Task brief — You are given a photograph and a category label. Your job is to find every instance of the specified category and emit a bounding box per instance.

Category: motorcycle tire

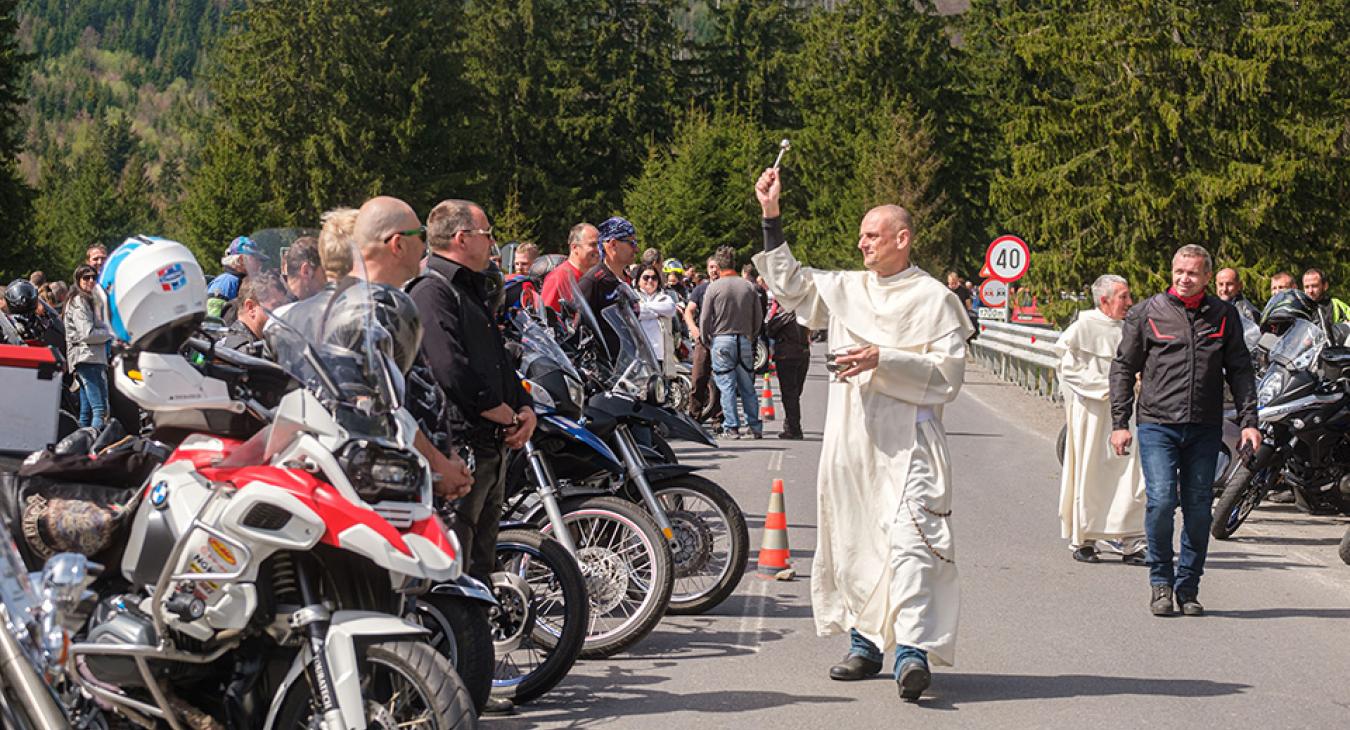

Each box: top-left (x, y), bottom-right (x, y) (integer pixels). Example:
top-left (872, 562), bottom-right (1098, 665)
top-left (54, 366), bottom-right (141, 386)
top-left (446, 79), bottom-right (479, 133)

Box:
top-left (491, 529), bottom-right (588, 704)
top-left (273, 639), bottom-right (476, 729)
top-left (1339, 527), bottom-right (1350, 566)
top-left (1211, 459), bottom-right (1262, 540)
top-left (666, 375), bottom-right (692, 413)
top-left (542, 496), bottom-right (673, 659)
top-left (654, 475), bottom-right (750, 615)
top-left (1056, 425), bottom-right (1067, 465)
top-left (754, 339), bottom-right (770, 375)
top-left (415, 595), bottom-right (495, 714)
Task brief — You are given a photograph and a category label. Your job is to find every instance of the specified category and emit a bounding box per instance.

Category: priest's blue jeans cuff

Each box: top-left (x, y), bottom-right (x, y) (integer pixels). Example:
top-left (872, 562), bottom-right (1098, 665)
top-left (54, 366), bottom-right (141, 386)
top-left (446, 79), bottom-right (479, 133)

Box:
top-left (848, 630), bottom-right (928, 677)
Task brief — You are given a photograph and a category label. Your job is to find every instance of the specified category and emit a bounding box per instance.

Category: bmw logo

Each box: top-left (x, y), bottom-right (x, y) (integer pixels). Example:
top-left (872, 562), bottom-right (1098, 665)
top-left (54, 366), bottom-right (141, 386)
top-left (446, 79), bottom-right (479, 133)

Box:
top-left (150, 481), bottom-right (170, 509)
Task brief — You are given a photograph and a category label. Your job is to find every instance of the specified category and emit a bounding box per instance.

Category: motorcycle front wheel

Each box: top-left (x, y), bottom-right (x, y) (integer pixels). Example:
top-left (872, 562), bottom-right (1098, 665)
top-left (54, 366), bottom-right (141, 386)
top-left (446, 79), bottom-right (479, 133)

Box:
top-left (414, 595), bottom-right (495, 714)
top-left (654, 475), bottom-right (749, 615)
top-left (1211, 457), bottom-right (1268, 540)
top-left (542, 496), bottom-right (673, 658)
top-left (272, 639), bottom-right (476, 729)
top-left (490, 529), bottom-right (588, 704)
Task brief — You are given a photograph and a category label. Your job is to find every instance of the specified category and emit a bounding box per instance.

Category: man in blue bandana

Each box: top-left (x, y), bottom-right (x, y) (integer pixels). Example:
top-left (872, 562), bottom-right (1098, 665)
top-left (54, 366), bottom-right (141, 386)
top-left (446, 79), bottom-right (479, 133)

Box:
top-left (576, 216), bottom-right (639, 361)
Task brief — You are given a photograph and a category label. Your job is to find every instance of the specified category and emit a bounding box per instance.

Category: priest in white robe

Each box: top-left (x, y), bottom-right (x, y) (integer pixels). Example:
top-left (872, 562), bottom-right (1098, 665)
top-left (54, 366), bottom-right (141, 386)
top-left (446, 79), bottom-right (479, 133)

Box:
top-left (1057, 275), bottom-right (1148, 564)
top-left (751, 168), bottom-right (973, 703)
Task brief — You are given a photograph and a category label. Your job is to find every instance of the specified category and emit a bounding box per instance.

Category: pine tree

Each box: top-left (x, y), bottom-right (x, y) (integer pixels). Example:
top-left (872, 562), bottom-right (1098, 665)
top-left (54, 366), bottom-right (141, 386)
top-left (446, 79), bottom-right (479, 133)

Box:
top-left (690, 0), bottom-right (803, 131)
top-left (0, 0), bottom-right (33, 280)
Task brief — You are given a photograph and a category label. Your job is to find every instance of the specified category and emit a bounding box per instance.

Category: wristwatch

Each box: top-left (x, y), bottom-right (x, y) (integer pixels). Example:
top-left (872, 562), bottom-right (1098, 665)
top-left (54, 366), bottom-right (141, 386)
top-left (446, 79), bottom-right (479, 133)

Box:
top-left (509, 412), bottom-right (521, 429)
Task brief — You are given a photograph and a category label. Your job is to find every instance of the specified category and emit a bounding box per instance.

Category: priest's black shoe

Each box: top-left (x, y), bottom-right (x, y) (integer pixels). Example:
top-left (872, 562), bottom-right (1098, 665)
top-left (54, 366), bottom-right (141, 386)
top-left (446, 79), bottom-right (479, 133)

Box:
top-left (896, 658), bottom-right (931, 702)
top-left (829, 654), bottom-right (882, 681)
top-left (1072, 546), bottom-right (1100, 563)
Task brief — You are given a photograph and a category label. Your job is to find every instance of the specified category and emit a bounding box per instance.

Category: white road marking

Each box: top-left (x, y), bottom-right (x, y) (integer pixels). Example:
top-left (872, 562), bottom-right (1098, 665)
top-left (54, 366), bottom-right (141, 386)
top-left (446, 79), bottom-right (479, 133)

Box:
top-left (734, 575), bottom-right (772, 651)
top-left (767, 451), bottom-right (783, 472)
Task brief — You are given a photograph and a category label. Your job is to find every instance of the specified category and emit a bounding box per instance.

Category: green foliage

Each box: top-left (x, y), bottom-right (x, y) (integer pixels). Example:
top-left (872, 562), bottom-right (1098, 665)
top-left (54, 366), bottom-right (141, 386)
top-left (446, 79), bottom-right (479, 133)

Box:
top-left (171, 129), bottom-right (282, 272)
top-left (968, 0), bottom-right (1350, 307)
top-left (0, 0), bottom-right (33, 281)
top-left (623, 107), bottom-right (767, 267)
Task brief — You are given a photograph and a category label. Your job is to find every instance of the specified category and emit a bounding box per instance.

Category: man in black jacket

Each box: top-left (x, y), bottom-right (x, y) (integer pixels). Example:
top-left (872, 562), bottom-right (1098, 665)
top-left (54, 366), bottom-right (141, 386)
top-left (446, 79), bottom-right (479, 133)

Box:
top-left (764, 299), bottom-right (811, 439)
top-left (409, 199), bottom-right (536, 584)
top-left (1109, 245), bottom-right (1260, 617)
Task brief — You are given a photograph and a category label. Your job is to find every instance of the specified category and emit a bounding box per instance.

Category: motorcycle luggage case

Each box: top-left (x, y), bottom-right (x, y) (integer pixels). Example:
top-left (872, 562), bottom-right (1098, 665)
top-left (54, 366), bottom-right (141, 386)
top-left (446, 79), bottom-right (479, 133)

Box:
top-left (0, 344), bottom-right (62, 454)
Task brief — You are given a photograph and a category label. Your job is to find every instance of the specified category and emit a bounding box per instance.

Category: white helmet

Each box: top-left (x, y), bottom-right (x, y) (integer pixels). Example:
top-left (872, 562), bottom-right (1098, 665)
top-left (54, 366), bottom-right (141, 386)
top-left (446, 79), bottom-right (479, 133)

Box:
top-left (96, 236), bottom-right (208, 352)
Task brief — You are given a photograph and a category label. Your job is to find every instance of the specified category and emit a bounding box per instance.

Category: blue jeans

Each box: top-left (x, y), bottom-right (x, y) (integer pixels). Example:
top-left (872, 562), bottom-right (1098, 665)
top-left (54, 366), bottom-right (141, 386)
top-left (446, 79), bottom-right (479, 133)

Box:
top-left (1135, 423), bottom-right (1222, 597)
top-left (74, 362), bottom-right (108, 429)
top-left (849, 629), bottom-right (928, 678)
top-left (710, 334), bottom-right (761, 433)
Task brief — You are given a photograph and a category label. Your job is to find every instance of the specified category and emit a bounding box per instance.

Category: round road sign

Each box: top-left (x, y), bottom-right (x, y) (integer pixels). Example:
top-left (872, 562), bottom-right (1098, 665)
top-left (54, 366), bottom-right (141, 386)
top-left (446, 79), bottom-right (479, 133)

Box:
top-left (985, 235), bottom-right (1031, 283)
top-left (979, 279), bottom-right (1008, 308)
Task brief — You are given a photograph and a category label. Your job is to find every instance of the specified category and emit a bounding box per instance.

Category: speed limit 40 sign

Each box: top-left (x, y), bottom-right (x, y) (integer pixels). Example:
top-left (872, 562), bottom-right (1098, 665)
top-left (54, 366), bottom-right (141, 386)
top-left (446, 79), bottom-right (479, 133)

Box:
top-left (985, 235), bottom-right (1031, 283)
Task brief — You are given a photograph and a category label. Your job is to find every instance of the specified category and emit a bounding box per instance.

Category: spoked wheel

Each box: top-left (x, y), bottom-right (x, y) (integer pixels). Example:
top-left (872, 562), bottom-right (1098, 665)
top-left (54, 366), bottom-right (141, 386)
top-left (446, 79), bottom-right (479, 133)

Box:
top-left (654, 475), bottom-right (749, 615)
top-left (490, 529), bottom-right (588, 704)
top-left (414, 595), bottom-right (495, 714)
top-left (665, 375), bottom-right (691, 412)
top-left (541, 496), bottom-right (673, 659)
top-left (274, 640), bottom-right (476, 729)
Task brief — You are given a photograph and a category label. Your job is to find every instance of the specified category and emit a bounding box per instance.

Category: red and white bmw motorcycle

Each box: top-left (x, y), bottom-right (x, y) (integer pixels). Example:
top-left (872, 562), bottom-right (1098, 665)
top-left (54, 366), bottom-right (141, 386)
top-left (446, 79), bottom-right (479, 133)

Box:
top-left (66, 237), bottom-right (476, 729)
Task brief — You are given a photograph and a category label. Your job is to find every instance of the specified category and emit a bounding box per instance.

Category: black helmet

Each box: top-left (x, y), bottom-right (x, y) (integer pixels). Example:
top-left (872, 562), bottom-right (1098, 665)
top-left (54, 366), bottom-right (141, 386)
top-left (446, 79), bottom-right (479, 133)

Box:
top-left (1260, 289), bottom-right (1315, 333)
top-left (529, 253), bottom-right (566, 280)
top-left (5, 279), bottom-right (39, 316)
top-left (483, 261), bottom-right (506, 317)
top-left (369, 284), bottom-right (424, 375)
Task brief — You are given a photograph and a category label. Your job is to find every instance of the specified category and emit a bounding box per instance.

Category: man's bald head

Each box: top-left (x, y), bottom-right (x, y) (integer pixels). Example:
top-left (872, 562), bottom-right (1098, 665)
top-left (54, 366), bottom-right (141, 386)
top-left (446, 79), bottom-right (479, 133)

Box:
top-left (865, 205), bottom-right (914, 238)
top-left (1215, 267), bottom-right (1242, 301)
top-left (354, 196), bottom-right (420, 253)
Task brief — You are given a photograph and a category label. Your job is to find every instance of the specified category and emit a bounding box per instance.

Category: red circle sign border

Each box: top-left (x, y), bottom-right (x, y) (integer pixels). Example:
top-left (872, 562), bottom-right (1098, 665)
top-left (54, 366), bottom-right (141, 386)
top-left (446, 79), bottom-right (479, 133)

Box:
top-left (984, 235), bottom-right (1031, 283)
top-left (978, 278), bottom-right (1008, 307)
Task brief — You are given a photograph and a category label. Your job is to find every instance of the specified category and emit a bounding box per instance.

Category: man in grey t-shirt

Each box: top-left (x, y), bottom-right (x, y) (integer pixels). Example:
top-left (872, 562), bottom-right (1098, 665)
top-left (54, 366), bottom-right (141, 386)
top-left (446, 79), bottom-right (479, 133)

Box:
top-left (700, 245), bottom-right (764, 438)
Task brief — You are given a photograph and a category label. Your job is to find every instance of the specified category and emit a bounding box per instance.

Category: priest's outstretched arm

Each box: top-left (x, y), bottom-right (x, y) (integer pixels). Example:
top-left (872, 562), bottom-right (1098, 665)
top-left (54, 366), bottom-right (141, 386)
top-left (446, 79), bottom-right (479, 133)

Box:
top-left (752, 170), bottom-right (831, 328)
top-left (863, 332), bottom-right (967, 406)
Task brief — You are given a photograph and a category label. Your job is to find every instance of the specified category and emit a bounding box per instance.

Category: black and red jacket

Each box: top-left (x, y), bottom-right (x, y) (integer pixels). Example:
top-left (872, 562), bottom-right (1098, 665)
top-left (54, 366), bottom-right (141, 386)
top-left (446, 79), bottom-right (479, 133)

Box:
top-left (1109, 292), bottom-right (1257, 430)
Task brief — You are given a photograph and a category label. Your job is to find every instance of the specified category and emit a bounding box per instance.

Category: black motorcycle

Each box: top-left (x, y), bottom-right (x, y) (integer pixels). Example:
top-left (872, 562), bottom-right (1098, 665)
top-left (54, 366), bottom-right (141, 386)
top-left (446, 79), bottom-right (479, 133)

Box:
top-left (1211, 318), bottom-right (1350, 539)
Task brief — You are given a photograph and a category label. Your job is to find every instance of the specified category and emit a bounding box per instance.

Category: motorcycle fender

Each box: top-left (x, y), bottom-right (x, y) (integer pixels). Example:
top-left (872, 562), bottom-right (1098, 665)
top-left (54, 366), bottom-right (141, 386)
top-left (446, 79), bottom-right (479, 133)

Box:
top-left (429, 575), bottom-right (498, 607)
top-left (336, 524), bottom-right (460, 584)
top-left (264, 611), bottom-right (428, 730)
top-left (642, 464), bottom-right (700, 483)
top-left (542, 414), bottom-right (623, 473)
top-left (639, 404), bottom-right (715, 446)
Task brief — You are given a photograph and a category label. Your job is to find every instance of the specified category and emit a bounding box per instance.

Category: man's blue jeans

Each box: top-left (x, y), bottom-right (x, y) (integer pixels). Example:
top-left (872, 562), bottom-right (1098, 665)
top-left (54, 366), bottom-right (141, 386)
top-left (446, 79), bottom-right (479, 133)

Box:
top-left (74, 362), bottom-right (108, 429)
top-left (1135, 422), bottom-right (1222, 597)
top-left (849, 629), bottom-right (927, 677)
top-left (710, 334), bottom-right (761, 434)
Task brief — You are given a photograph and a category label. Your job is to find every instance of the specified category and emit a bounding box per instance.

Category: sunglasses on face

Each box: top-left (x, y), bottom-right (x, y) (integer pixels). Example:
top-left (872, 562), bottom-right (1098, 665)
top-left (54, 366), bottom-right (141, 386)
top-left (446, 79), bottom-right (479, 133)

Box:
top-left (79, 274), bottom-right (96, 282)
top-left (640, 275), bottom-right (658, 282)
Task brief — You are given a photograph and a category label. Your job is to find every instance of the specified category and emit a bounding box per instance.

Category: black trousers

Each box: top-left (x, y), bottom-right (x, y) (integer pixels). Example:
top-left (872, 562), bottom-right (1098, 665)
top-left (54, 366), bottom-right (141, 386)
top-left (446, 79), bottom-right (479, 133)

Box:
top-left (689, 342), bottom-right (722, 422)
top-left (775, 357), bottom-right (809, 435)
top-left (450, 442), bottom-right (508, 581)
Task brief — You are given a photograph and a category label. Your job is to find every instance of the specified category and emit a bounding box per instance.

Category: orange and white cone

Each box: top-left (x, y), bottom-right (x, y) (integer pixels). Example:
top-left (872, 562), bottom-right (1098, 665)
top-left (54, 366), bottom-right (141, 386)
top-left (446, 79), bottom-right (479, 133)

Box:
top-left (757, 478), bottom-right (793, 579)
top-left (759, 374), bottom-right (776, 421)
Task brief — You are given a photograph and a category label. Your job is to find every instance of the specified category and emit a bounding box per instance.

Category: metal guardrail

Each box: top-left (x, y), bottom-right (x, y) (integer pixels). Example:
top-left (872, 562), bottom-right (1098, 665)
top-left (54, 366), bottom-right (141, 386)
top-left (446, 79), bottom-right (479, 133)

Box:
top-left (969, 320), bottom-right (1063, 400)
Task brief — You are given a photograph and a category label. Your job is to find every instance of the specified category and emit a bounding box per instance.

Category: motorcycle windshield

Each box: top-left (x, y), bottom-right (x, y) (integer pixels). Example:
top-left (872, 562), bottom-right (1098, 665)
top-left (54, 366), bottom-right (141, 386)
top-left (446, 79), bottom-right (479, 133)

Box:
top-left (1267, 319), bottom-right (1324, 371)
top-left (600, 285), bottom-right (661, 399)
top-left (556, 273), bottom-right (612, 364)
top-left (511, 310), bottom-right (581, 383)
top-left (265, 276), bottom-right (401, 437)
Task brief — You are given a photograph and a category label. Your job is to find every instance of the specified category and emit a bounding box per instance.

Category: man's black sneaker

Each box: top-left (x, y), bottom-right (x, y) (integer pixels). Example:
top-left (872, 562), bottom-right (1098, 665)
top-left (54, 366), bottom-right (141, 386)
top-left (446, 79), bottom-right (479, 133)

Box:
top-left (829, 654), bottom-right (882, 681)
top-left (1177, 593), bottom-right (1204, 616)
top-left (896, 658), bottom-right (931, 702)
top-left (750, 430), bottom-right (763, 440)
top-left (1122, 551), bottom-right (1147, 566)
top-left (1150, 585), bottom-right (1175, 616)
top-left (1072, 546), bottom-right (1100, 563)
top-left (778, 430), bottom-right (804, 440)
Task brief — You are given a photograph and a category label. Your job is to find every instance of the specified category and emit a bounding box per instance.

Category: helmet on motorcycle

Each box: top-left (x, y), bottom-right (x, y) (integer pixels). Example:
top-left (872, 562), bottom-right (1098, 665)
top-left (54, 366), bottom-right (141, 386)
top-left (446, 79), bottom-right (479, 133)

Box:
top-left (4, 279), bottom-right (39, 316)
top-left (369, 284), bottom-right (424, 375)
top-left (96, 236), bottom-right (208, 352)
top-left (1260, 289), bottom-right (1315, 334)
top-left (483, 261), bottom-right (506, 317)
top-left (529, 253), bottom-right (566, 281)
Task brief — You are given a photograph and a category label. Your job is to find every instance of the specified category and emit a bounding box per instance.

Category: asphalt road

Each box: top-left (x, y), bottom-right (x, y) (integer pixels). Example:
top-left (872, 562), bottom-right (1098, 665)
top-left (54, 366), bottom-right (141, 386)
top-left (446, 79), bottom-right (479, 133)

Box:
top-left (489, 349), bottom-right (1350, 729)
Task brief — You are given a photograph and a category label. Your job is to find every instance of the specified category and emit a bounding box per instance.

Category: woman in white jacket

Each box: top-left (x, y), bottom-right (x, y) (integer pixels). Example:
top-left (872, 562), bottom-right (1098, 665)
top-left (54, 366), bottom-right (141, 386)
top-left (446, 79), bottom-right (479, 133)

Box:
top-left (63, 264), bottom-right (112, 428)
top-left (635, 264), bottom-right (678, 378)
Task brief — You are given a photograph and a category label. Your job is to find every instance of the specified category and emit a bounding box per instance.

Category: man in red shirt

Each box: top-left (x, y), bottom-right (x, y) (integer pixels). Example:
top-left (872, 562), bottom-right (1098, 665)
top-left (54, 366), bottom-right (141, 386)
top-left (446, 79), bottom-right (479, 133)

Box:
top-left (541, 222), bottom-right (600, 310)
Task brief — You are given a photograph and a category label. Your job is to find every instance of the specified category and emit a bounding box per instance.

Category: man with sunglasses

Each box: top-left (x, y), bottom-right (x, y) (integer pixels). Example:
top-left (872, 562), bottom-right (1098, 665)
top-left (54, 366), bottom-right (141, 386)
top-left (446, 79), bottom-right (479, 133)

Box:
top-left (411, 198), bottom-right (536, 596)
top-left (576, 216), bottom-right (640, 361)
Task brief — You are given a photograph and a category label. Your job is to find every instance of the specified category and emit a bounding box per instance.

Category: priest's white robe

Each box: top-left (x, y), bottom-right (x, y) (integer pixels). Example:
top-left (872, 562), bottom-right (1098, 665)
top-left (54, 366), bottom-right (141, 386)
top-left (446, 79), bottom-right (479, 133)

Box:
top-left (1056, 309), bottom-right (1146, 548)
top-left (752, 245), bottom-right (973, 667)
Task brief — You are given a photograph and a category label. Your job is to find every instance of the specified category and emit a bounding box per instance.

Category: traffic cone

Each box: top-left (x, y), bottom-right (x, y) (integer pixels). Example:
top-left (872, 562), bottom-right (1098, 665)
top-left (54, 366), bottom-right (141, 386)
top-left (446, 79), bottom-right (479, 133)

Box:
top-left (757, 479), bottom-right (793, 578)
top-left (760, 373), bottom-right (776, 421)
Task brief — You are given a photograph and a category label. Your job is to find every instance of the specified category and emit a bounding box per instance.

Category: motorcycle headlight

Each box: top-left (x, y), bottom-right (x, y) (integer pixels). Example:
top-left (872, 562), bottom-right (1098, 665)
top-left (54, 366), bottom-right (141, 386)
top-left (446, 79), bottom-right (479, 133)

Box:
top-left (524, 379), bottom-right (556, 410)
top-left (1257, 369), bottom-right (1287, 410)
top-left (566, 375), bottom-right (584, 413)
top-left (337, 439), bottom-right (423, 503)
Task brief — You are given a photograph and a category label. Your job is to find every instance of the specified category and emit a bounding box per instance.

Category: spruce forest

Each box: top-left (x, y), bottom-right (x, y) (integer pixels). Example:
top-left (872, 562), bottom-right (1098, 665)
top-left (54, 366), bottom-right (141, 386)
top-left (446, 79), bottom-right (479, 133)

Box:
top-left (0, 0), bottom-right (1346, 322)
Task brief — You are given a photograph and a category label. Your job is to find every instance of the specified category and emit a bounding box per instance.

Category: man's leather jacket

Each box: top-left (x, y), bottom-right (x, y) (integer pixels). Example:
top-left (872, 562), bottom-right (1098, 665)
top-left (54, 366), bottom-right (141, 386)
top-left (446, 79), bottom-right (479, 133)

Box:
top-left (1109, 292), bottom-right (1257, 430)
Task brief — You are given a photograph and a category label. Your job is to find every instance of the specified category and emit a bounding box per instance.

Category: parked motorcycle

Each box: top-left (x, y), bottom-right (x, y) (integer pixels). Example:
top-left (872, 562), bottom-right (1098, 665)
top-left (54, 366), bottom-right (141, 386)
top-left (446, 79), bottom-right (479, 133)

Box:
top-left (1212, 318), bottom-right (1350, 539)
top-left (69, 270), bottom-right (476, 728)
